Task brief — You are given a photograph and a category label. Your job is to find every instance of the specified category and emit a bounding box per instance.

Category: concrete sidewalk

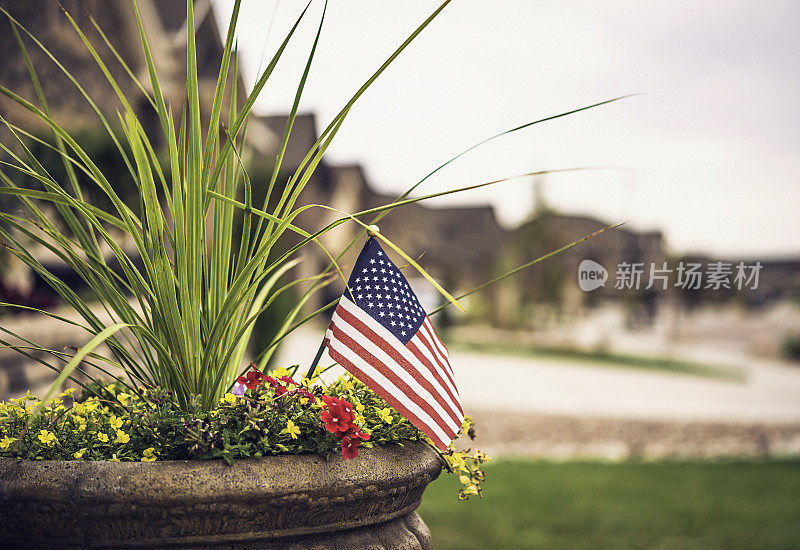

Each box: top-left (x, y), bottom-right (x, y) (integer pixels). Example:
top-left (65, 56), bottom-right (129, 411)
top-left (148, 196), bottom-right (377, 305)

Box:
top-left (278, 326), bottom-right (800, 424)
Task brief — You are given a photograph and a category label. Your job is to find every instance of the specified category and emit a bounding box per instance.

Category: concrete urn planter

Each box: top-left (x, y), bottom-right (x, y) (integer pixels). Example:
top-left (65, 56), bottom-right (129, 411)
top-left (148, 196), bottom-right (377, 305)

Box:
top-left (0, 441), bottom-right (441, 549)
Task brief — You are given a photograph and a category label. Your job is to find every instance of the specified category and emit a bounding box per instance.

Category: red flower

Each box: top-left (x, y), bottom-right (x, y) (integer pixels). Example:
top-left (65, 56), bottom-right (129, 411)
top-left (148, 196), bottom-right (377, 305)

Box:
top-left (297, 388), bottom-right (316, 403)
top-left (321, 404), bottom-right (353, 435)
top-left (320, 395), bottom-right (367, 458)
top-left (237, 368), bottom-right (265, 390)
top-left (340, 436), bottom-right (361, 459)
top-left (346, 426), bottom-right (370, 442)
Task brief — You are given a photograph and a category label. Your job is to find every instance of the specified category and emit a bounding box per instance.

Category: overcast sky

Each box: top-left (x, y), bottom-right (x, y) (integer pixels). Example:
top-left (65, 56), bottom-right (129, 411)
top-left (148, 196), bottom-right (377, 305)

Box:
top-left (210, 0), bottom-right (800, 258)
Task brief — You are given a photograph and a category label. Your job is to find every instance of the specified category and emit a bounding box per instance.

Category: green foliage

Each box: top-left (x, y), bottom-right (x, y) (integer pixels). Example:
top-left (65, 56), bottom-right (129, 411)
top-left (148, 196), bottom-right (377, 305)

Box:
top-left (0, 0), bottom-right (627, 421)
top-left (0, 0), bottom-right (462, 411)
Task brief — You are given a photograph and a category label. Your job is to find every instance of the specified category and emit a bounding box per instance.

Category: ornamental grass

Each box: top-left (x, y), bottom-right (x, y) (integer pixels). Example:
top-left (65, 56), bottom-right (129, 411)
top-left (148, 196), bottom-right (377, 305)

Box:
top-left (0, 0), bottom-right (620, 501)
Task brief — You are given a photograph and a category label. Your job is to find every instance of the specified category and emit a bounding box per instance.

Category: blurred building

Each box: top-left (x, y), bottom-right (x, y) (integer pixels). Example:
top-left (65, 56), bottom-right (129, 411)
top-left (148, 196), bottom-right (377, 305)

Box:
top-left (0, 0), bottom-right (797, 329)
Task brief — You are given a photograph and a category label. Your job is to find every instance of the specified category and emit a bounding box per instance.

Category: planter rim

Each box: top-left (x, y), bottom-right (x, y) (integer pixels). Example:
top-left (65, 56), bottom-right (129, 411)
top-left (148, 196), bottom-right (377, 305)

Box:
top-left (0, 440), bottom-right (442, 548)
top-left (0, 440), bottom-right (440, 501)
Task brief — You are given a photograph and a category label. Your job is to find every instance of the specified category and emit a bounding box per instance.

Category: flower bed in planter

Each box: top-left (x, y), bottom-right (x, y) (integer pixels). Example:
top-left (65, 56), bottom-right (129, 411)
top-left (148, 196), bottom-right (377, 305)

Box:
top-left (0, 368), bottom-right (489, 547)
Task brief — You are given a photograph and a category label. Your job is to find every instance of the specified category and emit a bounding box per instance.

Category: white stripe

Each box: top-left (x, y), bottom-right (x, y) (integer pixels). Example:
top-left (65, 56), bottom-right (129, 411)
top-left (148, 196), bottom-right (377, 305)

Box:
top-left (408, 331), bottom-right (461, 404)
top-left (337, 299), bottom-right (462, 428)
top-left (326, 328), bottom-right (451, 447)
top-left (421, 318), bottom-right (456, 379)
top-left (413, 326), bottom-right (459, 394)
top-left (332, 302), bottom-right (461, 432)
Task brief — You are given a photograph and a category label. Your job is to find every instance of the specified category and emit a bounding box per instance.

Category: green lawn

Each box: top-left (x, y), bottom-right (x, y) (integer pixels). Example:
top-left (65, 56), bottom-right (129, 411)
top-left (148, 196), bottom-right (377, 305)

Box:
top-left (448, 340), bottom-right (743, 380)
top-left (419, 460), bottom-right (800, 549)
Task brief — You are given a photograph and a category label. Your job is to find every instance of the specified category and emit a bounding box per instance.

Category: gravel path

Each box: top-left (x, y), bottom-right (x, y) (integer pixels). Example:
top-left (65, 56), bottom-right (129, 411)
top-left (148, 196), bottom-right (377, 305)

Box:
top-left (464, 409), bottom-right (800, 459)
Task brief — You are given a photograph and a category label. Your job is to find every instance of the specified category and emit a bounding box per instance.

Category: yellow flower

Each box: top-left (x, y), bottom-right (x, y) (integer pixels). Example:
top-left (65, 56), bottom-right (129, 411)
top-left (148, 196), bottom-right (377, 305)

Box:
top-left (116, 430), bottom-right (130, 444)
top-left (473, 450), bottom-right (491, 463)
top-left (109, 415), bottom-right (124, 430)
top-left (0, 436), bottom-right (15, 450)
top-left (74, 448), bottom-right (86, 460)
top-left (73, 416), bottom-right (87, 431)
top-left (281, 419), bottom-right (301, 439)
top-left (37, 430), bottom-right (57, 447)
top-left (109, 454), bottom-right (120, 462)
top-left (104, 384), bottom-right (117, 396)
top-left (59, 388), bottom-right (76, 399)
top-left (446, 453), bottom-right (469, 473)
top-left (271, 366), bottom-right (291, 378)
top-left (221, 393), bottom-right (236, 406)
top-left (141, 447), bottom-right (158, 462)
top-left (46, 397), bottom-right (62, 409)
top-left (341, 380), bottom-right (355, 393)
top-left (117, 393), bottom-right (131, 406)
top-left (355, 402), bottom-right (365, 413)
top-left (97, 432), bottom-right (109, 443)
top-left (355, 413), bottom-right (366, 425)
top-left (378, 407), bottom-right (393, 424)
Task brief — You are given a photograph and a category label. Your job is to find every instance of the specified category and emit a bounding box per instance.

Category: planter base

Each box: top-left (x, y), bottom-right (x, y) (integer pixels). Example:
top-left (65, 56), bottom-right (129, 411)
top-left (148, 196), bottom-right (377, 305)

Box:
top-left (0, 511), bottom-right (430, 550)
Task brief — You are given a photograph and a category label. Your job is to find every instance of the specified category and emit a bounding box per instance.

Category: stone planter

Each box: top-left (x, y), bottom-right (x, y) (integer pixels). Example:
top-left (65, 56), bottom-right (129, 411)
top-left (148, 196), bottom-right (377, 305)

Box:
top-left (0, 440), bottom-right (441, 549)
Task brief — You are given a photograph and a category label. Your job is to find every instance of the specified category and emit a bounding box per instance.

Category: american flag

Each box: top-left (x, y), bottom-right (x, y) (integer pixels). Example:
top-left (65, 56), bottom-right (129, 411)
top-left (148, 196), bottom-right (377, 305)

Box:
top-left (324, 237), bottom-right (464, 450)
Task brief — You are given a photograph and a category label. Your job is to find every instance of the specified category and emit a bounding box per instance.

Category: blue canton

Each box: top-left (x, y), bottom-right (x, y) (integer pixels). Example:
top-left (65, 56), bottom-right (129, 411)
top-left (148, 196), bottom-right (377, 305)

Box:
top-left (344, 237), bottom-right (425, 344)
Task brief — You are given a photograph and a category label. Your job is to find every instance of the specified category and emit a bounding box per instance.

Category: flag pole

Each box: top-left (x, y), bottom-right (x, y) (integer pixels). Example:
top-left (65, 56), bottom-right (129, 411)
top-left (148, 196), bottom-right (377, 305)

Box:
top-left (305, 226), bottom-right (381, 381)
top-left (304, 339), bottom-right (326, 380)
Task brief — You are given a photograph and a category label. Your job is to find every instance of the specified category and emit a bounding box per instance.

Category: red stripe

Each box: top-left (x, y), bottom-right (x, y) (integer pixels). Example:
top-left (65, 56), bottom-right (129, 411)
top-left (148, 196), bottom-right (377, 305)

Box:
top-left (413, 326), bottom-right (460, 400)
top-left (421, 318), bottom-right (457, 380)
top-left (326, 339), bottom-right (450, 450)
top-left (328, 320), bottom-right (458, 439)
top-left (406, 337), bottom-right (463, 417)
top-left (334, 307), bottom-right (463, 428)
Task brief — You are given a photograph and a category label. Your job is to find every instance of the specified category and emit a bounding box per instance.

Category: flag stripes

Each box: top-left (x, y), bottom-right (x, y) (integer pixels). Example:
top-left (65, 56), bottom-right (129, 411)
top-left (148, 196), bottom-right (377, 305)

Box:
top-left (326, 296), bottom-right (463, 449)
